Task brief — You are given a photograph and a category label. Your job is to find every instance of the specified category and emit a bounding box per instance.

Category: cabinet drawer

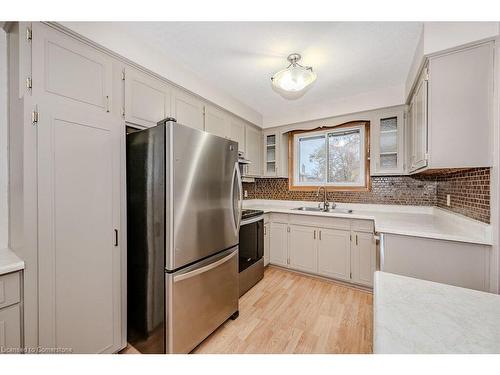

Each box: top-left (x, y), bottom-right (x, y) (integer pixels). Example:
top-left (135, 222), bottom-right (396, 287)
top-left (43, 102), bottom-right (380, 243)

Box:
top-left (270, 213), bottom-right (288, 223)
top-left (351, 219), bottom-right (374, 233)
top-left (0, 273), bottom-right (21, 310)
top-left (289, 214), bottom-right (350, 230)
top-left (0, 304), bottom-right (21, 351)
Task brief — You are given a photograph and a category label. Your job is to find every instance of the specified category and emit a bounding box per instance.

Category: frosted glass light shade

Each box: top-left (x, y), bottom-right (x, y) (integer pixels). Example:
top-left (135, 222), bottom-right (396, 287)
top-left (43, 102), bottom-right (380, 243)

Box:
top-left (271, 53), bottom-right (316, 100)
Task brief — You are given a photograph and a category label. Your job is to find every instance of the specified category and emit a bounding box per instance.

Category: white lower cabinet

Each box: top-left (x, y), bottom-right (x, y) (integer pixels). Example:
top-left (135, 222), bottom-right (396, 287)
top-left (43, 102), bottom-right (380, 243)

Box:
top-left (289, 225), bottom-right (317, 274)
top-left (317, 228), bottom-right (351, 281)
top-left (351, 231), bottom-right (377, 287)
top-left (269, 222), bottom-right (288, 267)
top-left (268, 215), bottom-right (376, 287)
top-left (263, 222), bottom-right (270, 266)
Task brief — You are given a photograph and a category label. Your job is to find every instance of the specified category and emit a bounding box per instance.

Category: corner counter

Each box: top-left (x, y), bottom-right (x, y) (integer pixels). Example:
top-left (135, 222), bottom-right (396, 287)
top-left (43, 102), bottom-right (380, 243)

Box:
top-left (373, 271), bottom-right (500, 353)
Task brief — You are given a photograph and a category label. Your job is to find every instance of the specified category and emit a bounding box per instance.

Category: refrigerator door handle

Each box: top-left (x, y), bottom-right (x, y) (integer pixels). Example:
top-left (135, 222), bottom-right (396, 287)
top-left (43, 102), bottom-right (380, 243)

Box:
top-left (173, 249), bottom-right (238, 282)
top-left (231, 161), bottom-right (243, 234)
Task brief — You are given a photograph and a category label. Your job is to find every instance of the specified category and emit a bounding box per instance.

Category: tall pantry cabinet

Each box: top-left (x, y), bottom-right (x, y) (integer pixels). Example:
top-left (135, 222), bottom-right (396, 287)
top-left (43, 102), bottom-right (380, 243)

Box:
top-left (9, 22), bottom-right (125, 353)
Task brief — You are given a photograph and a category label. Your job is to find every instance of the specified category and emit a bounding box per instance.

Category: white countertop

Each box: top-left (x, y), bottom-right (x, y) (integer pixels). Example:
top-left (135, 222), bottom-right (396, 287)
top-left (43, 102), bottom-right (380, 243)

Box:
top-left (0, 248), bottom-right (25, 275)
top-left (373, 271), bottom-right (500, 353)
top-left (243, 199), bottom-right (492, 245)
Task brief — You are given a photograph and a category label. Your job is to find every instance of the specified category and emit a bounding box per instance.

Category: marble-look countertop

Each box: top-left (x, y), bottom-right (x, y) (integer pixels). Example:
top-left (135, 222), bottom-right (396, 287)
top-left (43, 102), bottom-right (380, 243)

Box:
top-left (373, 271), bottom-right (500, 353)
top-left (242, 199), bottom-right (492, 245)
top-left (0, 248), bottom-right (25, 275)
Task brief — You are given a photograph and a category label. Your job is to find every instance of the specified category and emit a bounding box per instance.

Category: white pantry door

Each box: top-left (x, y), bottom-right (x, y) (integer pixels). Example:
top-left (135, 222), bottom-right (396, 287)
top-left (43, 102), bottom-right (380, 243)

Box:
top-left (33, 23), bottom-right (123, 353)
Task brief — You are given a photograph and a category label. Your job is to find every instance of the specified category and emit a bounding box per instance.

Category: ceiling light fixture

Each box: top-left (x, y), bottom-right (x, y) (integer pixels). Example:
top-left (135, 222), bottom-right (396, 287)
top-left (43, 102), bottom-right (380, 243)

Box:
top-left (271, 53), bottom-right (317, 100)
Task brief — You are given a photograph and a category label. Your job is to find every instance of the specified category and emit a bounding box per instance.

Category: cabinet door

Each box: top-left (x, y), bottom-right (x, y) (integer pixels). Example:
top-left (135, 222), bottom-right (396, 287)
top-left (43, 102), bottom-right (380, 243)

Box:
top-left (351, 232), bottom-right (376, 287)
top-left (410, 71), bottom-right (428, 171)
top-left (0, 304), bottom-right (21, 351)
top-left (264, 223), bottom-right (270, 266)
top-left (229, 116), bottom-right (246, 153)
top-left (33, 23), bottom-right (123, 353)
top-left (289, 225), bottom-right (318, 274)
top-left (245, 125), bottom-right (262, 176)
top-left (205, 104), bottom-right (229, 138)
top-left (373, 113), bottom-right (405, 175)
top-left (317, 228), bottom-right (351, 281)
top-left (124, 66), bottom-right (171, 128)
top-left (263, 133), bottom-right (278, 177)
top-left (171, 89), bottom-right (204, 131)
top-left (269, 222), bottom-right (288, 267)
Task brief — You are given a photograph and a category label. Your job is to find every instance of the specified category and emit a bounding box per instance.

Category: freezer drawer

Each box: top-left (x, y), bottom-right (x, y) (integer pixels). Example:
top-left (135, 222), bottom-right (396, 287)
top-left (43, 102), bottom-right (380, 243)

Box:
top-left (166, 247), bottom-right (239, 353)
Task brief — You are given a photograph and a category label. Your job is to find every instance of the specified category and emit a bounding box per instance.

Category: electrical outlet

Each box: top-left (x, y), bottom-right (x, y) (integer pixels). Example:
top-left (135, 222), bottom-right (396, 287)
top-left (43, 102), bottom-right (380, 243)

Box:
top-left (446, 194), bottom-right (451, 206)
top-left (244, 190), bottom-right (248, 198)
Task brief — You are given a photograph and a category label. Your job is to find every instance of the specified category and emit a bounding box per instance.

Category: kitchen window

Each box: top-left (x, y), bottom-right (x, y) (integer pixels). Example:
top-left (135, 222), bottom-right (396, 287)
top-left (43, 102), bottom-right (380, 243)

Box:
top-left (289, 121), bottom-right (370, 191)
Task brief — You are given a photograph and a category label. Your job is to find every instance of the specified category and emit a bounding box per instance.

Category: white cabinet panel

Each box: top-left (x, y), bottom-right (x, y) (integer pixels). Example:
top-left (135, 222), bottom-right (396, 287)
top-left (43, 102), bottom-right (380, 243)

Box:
top-left (351, 231), bottom-right (376, 287)
top-left (382, 233), bottom-right (490, 292)
top-left (229, 116), bottom-right (246, 152)
top-left (0, 304), bottom-right (21, 351)
top-left (205, 104), bottom-right (229, 138)
top-left (289, 225), bottom-right (317, 274)
top-left (264, 223), bottom-right (270, 267)
top-left (428, 43), bottom-right (493, 168)
top-left (171, 89), bottom-right (204, 131)
top-left (125, 67), bottom-right (171, 128)
top-left (37, 26), bottom-right (112, 111)
top-left (269, 222), bottom-right (288, 267)
top-left (410, 72), bottom-right (428, 172)
top-left (36, 102), bottom-right (122, 353)
top-left (317, 228), bottom-right (351, 281)
top-left (0, 273), bottom-right (21, 310)
top-left (245, 125), bottom-right (261, 177)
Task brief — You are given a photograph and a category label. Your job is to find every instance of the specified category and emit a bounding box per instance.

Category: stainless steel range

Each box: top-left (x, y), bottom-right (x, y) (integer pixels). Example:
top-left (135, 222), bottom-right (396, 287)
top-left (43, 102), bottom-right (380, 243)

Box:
top-left (238, 209), bottom-right (265, 297)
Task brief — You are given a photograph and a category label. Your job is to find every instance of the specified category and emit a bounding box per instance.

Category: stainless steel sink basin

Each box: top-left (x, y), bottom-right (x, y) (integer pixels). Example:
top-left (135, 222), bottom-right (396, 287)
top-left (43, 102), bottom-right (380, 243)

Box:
top-left (292, 206), bottom-right (353, 214)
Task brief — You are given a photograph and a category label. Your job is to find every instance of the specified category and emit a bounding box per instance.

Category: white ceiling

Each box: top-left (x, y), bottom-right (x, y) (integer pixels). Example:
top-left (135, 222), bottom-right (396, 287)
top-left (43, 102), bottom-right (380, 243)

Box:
top-left (110, 22), bottom-right (423, 127)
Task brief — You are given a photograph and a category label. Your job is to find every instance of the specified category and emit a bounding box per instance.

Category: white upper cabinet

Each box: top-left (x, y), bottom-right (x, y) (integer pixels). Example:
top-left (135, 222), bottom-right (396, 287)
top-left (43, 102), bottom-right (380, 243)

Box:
top-left (407, 42), bottom-right (494, 172)
top-left (263, 132), bottom-right (278, 177)
top-left (228, 116), bottom-right (246, 153)
top-left (245, 125), bottom-right (262, 177)
top-left (409, 70), bottom-right (428, 172)
top-left (171, 89), bottom-right (204, 131)
top-left (204, 104), bottom-right (230, 138)
top-left (124, 66), bottom-right (172, 128)
top-left (372, 110), bottom-right (406, 175)
top-left (427, 42), bottom-right (493, 168)
top-left (32, 23), bottom-right (113, 114)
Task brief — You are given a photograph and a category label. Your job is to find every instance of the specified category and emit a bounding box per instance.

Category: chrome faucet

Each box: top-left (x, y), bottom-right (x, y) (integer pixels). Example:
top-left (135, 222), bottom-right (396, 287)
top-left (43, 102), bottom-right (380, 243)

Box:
top-left (316, 186), bottom-right (330, 211)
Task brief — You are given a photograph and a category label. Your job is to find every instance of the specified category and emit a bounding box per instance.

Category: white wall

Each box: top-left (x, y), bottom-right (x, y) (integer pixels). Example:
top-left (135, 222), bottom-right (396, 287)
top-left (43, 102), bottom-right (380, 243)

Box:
top-left (0, 29), bottom-right (8, 249)
top-left (264, 84), bottom-right (404, 128)
top-left (58, 22), bottom-right (263, 127)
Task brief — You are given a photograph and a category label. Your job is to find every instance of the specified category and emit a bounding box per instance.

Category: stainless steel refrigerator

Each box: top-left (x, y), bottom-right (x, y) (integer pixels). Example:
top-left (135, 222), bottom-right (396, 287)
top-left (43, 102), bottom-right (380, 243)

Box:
top-left (126, 118), bottom-right (242, 354)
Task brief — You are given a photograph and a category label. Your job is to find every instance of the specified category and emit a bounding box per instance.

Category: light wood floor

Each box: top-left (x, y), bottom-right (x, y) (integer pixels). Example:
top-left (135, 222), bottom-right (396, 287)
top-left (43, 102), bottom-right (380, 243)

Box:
top-left (193, 266), bottom-right (373, 354)
top-left (121, 266), bottom-right (373, 354)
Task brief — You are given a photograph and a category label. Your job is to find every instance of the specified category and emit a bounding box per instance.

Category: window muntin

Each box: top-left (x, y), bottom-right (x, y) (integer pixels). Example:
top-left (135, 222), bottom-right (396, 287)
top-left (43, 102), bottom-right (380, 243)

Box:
top-left (293, 124), bottom-right (367, 188)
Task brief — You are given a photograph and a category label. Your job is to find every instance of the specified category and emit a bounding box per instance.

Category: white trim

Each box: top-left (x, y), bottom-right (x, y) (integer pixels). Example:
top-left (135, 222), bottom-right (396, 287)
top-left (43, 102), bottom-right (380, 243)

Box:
top-left (0, 29), bottom-right (8, 249)
top-left (292, 125), bottom-right (366, 188)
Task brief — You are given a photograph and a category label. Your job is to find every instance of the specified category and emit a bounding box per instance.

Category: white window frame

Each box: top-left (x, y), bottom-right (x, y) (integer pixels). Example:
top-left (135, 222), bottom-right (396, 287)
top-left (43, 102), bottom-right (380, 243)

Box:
top-left (293, 124), bottom-right (366, 188)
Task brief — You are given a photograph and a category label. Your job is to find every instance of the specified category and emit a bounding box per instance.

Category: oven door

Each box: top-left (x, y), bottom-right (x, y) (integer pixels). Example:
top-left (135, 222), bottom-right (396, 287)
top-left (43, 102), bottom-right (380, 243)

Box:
top-left (239, 216), bottom-right (264, 272)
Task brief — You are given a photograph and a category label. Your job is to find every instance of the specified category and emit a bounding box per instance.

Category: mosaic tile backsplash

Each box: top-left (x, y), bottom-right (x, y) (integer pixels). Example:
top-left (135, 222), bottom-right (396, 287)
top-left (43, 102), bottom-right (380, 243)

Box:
top-left (243, 168), bottom-right (490, 223)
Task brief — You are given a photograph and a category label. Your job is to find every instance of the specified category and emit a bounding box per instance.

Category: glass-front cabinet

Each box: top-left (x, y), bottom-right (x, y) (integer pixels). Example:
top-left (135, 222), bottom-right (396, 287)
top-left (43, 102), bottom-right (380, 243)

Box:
top-left (264, 133), bottom-right (278, 176)
top-left (372, 110), bottom-right (405, 175)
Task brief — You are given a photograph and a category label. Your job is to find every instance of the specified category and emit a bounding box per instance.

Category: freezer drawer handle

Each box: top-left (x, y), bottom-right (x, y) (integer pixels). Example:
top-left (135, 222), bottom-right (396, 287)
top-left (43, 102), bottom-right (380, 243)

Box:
top-left (174, 250), bottom-right (237, 282)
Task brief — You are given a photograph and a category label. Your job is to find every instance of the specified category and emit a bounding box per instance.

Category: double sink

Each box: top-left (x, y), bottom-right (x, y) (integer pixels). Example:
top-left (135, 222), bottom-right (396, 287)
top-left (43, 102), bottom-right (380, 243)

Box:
top-left (292, 206), bottom-right (353, 214)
